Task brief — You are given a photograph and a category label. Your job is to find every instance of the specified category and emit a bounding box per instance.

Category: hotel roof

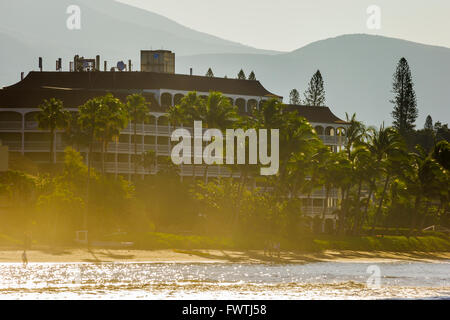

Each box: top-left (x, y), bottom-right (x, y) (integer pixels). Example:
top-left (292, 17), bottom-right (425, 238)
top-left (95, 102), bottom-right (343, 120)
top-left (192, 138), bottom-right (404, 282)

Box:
top-left (3, 71), bottom-right (281, 98)
top-left (285, 104), bottom-right (348, 125)
top-left (0, 72), bottom-right (346, 124)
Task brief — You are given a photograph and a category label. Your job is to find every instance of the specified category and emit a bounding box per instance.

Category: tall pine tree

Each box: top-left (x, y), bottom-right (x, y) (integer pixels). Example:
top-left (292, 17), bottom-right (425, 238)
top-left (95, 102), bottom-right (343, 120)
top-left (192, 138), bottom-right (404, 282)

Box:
top-left (205, 68), bottom-right (214, 77)
top-left (391, 57), bottom-right (418, 135)
top-left (303, 70), bottom-right (325, 106)
top-left (237, 69), bottom-right (246, 80)
top-left (424, 115), bottom-right (433, 131)
top-left (289, 89), bottom-right (300, 105)
top-left (248, 71), bottom-right (256, 80)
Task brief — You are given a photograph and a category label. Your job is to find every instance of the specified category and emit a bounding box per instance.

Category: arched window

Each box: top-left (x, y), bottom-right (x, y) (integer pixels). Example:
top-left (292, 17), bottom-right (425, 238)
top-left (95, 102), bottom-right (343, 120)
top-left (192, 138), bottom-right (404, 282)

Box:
top-left (0, 111), bottom-right (22, 130)
top-left (337, 127), bottom-right (346, 136)
top-left (174, 93), bottom-right (184, 105)
top-left (314, 126), bottom-right (324, 135)
top-left (325, 126), bottom-right (335, 136)
top-left (235, 98), bottom-right (246, 113)
top-left (247, 99), bottom-right (257, 112)
top-left (160, 92), bottom-right (173, 108)
top-left (25, 111), bottom-right (39, 121)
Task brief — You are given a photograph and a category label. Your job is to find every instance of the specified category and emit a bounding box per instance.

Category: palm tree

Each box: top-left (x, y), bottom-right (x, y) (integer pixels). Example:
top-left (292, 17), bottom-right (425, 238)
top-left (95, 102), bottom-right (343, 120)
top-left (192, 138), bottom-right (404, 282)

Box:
top-left (169, 91), bottom-right (238, 180)
top-left (350, 146), bottom-right (374, 234)
top-left (343, 113), bottom-right (365, 158)
top-left (64, 111), bottom-right (89, 151)
top-left (317, 149), bottom-right (339, 227)
top-left (141, 150), bottom-right (157, 174)
top-left (78, 97), bottom-right (102, 231)
top-left (168, 91), bottom-right (205, 178)
top-left (125, 94), bottom-right (150, 177)
top-left (36, 98), bottom-right (68, 163)
top-left (200, 92), bottom-right (238, 180)
top-left (365, 124), bottom-right (402, 233)
top-left (405, 146), bottom-right (446, 235)
top-left (96, 94), bottom-right (128, 174)
top-left (332, 153), bottom-right (353, 235)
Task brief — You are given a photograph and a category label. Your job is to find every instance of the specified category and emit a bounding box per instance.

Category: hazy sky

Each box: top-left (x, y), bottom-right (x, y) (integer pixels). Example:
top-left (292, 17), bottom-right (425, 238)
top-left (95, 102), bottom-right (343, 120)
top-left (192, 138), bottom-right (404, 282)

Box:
top-left (117, 0), bottom-right (450, 52)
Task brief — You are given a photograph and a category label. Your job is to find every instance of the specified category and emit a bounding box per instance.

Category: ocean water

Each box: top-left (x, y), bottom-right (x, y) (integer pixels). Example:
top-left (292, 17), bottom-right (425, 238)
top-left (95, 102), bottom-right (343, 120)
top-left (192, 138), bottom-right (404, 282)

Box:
top-left (0, 261), bottom-right (449, 299)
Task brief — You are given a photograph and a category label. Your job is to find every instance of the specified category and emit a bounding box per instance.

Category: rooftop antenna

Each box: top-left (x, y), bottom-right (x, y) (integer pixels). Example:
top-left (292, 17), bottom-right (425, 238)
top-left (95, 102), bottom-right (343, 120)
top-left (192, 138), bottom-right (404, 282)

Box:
top-left (56, 58), bottom-right (62, 71)
top-left (38, 57), bottom-right (43, 72)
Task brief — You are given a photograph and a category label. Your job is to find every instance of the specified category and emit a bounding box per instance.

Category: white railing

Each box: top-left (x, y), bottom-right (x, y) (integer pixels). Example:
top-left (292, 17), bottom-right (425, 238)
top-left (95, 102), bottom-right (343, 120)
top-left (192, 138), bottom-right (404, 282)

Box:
top-left (122, 124), bottom-right (172, 135)
top-left (23, 141), bottom-right (67, 151)
top-left (95, 143), bottom-right (170, 154)
top-left (302, 207), bottom-right (337, 215)
top-left (1, 140), bottom-right (21, 151)
top-left (318, 135), bottom-right (345, 145)
top-left (25, 121), bottom-right (39, 130)
top-left (91, 162), bottom-right (238, 177)
top-left (0, 121), bottom-right (22, 130)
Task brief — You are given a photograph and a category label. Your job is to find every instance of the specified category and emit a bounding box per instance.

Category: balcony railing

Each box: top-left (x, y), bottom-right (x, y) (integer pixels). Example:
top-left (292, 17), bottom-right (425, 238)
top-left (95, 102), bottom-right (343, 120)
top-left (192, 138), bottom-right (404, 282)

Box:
top-left (0, 121), bottom-right (22, 130)
top-left (1, 140), bottom-right (21, 151)
top-left (1, 121), bottom-right (346, 146)
top-left (301, 207), bottom-right (337, 215)
top-left (94, 142), bottom-right (170, 154)
top-left (92, 162), bottom-right (238, 177)
top-left (318, 135), bottom-right (345, 145)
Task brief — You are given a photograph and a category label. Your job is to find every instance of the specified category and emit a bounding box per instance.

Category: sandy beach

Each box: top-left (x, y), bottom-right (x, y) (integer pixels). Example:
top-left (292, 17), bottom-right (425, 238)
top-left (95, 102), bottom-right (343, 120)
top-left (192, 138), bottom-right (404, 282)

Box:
top-left (0, 247), bottom-right (449, 264)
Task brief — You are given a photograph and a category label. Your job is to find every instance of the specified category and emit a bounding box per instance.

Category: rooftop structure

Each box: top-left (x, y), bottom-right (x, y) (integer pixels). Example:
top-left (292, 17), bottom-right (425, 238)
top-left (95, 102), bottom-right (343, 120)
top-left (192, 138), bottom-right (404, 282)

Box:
top-left (141, 50), bottom-right (175, 73)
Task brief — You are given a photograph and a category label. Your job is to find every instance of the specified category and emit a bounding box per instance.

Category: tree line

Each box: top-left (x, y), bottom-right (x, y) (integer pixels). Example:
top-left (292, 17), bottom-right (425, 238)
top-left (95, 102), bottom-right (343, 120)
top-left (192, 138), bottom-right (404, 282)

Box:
top-left (0, 57), bottom-right (449, 244)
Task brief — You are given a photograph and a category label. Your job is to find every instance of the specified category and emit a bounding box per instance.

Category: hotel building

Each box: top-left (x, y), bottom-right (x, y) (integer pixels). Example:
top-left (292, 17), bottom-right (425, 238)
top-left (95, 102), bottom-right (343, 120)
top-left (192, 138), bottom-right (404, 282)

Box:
top-left (0, 51), bottom-right (348, 231)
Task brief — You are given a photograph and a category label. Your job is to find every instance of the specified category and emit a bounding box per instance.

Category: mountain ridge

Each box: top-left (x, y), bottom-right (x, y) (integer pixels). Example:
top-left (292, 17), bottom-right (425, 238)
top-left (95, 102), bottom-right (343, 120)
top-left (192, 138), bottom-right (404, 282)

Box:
top-left (0, 0), bottom-right (448, 127)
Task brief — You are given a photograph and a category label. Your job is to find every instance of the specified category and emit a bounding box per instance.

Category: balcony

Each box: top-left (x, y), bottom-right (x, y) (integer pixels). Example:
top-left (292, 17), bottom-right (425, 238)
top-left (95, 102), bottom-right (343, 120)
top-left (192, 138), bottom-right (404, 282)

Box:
top-left (301, 207), bottom-right (337, 215)
top-left (318, 135), bottom-right (345, 145)
top-left (0, 121), bottom-right (22, 131)
top-left (92, 162), bottom-right (238, 178)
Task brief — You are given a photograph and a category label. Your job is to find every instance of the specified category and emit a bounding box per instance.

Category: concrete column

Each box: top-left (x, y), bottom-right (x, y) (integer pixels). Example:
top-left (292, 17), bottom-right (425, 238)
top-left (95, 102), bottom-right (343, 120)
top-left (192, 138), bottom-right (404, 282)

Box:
top-left (155, 117), bottom-right (159, 172)
top-left (141, 120), bottom-right (145, 179)
top-left (114, 137), bottom-right (118, 179)
top-left (128, 121), bottom-right (131, 181)
top-left (21, 113), bottom-right (25, 155)
top-left (53, 131), bottom-right (57, 163)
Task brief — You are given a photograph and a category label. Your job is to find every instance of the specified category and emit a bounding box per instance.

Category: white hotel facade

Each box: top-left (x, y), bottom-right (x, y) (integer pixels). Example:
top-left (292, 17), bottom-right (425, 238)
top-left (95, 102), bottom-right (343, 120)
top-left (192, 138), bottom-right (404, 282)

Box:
top-left (0, 51), bottom-right (348, 231)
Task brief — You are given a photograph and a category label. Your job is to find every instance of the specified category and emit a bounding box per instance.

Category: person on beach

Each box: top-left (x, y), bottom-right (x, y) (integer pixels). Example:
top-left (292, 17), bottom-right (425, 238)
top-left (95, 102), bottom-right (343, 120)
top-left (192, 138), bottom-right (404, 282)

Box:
top-left (273, 242), bottom-right (280, 258)
top-left (22, 250), bottom-right (28, 267)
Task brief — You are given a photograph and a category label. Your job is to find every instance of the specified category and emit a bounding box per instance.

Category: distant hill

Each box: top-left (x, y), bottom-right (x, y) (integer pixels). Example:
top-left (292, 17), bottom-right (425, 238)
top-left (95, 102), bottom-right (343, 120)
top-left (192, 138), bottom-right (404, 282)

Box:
top-left (177, 34), bottom-right (450, 126)
top-left (0, 0), bottom-right (448, 127)
top-left (0, 0), bottom-right (277, 85)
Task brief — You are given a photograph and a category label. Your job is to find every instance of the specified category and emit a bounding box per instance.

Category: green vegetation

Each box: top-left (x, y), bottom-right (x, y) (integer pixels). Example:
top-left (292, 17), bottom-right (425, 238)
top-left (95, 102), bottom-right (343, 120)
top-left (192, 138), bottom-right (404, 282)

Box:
top-left (0, 58), bottom-right (449, 252)
top-left (289, 88), bottom-right (300, 105)
top-left (303, 70), bottom-right (325, 106)
top-left (205, 68), bottom-right (214, 77)
top-left (97, 232), bottom-right (450, 252)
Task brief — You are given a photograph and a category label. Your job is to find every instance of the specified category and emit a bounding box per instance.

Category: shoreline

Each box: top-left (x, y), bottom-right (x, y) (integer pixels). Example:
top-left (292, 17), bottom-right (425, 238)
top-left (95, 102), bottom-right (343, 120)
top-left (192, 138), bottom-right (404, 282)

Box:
top-left (0, 247), bottom-right (449, 264)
